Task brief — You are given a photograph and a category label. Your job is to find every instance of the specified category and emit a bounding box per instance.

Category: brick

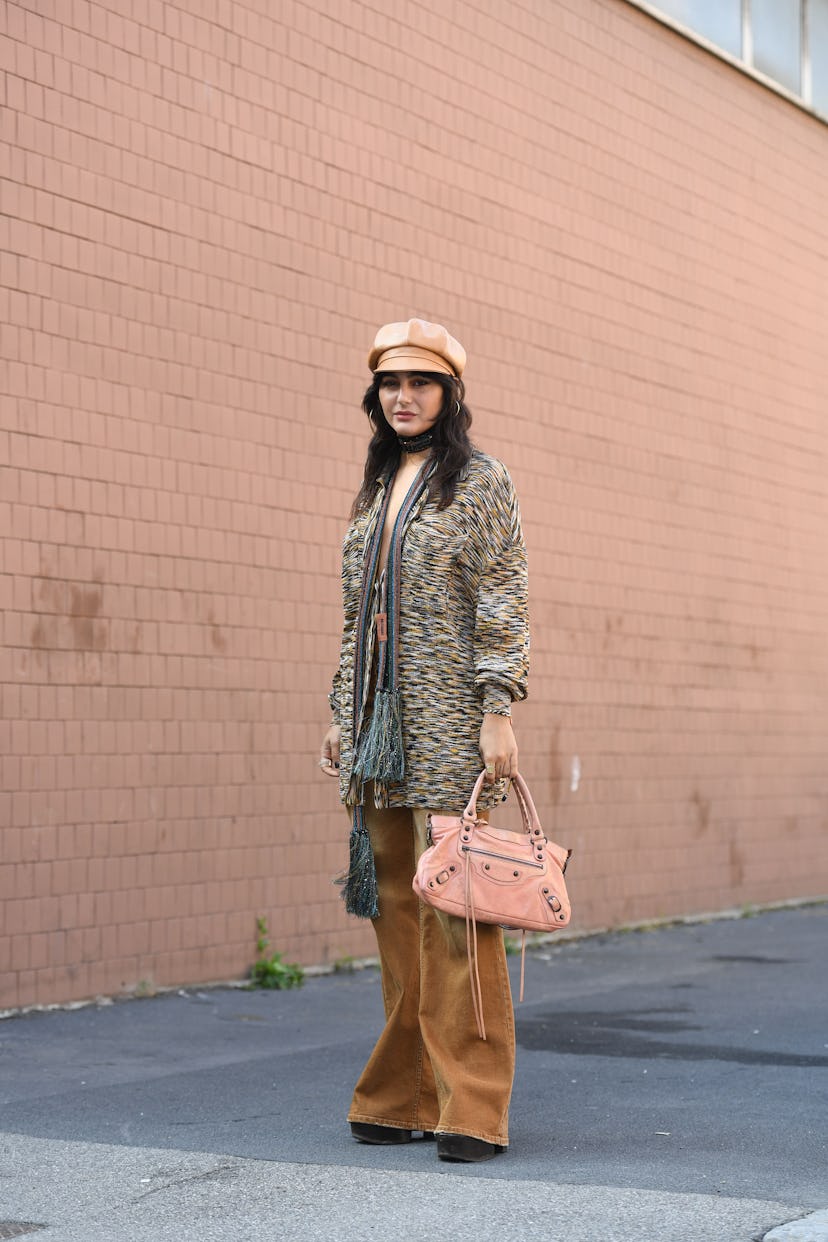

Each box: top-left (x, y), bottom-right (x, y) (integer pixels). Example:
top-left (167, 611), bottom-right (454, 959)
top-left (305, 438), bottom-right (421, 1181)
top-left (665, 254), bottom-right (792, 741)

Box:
top-left (0, 0), bottom-right (826, 1010)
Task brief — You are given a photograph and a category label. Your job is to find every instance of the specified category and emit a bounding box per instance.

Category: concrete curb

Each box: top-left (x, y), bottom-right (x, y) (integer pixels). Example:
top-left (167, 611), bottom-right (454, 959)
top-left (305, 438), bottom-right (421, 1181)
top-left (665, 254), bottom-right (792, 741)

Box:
top-left (2, 894), bottom-right (825, 1022)
top-left (763, 1209), bottom-right (828, 1241)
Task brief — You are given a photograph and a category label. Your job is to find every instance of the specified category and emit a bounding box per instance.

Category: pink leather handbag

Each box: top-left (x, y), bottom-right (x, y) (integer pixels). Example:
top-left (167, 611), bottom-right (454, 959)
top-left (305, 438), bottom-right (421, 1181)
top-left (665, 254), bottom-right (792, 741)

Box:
top-left (413, 770), bottom-right (572, 1038)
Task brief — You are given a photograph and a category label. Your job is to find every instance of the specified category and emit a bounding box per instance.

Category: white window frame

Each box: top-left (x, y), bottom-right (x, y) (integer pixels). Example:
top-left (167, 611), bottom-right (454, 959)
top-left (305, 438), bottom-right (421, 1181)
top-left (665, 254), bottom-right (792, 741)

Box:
top-left (623, 0), bottom-right (827, 124)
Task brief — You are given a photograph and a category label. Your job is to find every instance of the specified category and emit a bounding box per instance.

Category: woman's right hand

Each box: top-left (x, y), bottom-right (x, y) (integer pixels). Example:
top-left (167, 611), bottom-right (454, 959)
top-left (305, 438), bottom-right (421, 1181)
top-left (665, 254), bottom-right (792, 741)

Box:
top-left (319, 724), bottom-right (341, 777)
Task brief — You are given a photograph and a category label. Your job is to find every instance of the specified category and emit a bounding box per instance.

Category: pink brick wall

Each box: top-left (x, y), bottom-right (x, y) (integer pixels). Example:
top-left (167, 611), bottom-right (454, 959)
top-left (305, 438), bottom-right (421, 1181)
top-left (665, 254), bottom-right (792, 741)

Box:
top-left (2, 0), bottom-right (827, 1008)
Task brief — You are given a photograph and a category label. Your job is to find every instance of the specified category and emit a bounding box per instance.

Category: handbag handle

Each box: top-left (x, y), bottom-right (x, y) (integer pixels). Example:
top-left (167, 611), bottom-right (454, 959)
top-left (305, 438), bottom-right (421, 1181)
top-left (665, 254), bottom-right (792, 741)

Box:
top-left (463, 769), bottom-right (543, 837)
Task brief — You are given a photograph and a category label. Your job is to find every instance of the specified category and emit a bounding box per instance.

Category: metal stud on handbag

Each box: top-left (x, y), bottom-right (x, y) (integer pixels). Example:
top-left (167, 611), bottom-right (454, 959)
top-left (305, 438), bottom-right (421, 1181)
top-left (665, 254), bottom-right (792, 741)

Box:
top-left (412, 769), bottom-right (572, 1039)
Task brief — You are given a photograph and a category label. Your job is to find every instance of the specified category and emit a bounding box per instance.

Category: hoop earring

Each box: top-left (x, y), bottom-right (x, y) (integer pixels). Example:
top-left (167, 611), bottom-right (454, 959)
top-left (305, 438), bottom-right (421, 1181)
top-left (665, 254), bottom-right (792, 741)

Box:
top-left (454, 400), bottom-right (461, 416)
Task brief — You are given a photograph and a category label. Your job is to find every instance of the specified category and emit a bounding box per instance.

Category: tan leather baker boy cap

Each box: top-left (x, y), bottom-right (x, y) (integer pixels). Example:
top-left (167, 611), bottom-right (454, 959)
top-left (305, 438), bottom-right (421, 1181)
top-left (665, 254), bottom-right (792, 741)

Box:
top-left (368, 318), bottom-right (466, 378)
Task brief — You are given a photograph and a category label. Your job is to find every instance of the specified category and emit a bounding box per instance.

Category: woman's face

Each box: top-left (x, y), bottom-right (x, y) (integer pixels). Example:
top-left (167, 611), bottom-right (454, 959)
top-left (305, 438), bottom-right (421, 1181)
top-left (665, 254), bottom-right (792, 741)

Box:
top-left (376, 371), bottom-right (444, 439)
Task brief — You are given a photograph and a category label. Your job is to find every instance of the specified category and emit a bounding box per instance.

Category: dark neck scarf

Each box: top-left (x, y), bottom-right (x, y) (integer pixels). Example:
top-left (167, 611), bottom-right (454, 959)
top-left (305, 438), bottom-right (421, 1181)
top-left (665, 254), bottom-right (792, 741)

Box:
top-left (398, 430), bottom-right (434, 453)
top-left (339, 459), bottom-right (434, 918)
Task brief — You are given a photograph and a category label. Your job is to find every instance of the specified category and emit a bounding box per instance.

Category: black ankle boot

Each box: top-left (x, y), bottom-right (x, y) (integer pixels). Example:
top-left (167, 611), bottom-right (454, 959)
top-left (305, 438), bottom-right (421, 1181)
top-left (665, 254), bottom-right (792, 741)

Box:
top-left (350, 1122), bottom-right (413, 1144)
top-left (436, 1133), bottom-right (506, 1163)
top-left (350, 1123), bottom-right (436, 1145)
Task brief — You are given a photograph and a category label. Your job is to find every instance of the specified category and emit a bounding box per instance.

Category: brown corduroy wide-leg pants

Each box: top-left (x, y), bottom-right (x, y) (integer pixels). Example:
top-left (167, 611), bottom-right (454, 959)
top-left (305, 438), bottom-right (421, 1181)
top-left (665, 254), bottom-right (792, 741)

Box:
top-left (347, 799), bottom-right (516, 1147)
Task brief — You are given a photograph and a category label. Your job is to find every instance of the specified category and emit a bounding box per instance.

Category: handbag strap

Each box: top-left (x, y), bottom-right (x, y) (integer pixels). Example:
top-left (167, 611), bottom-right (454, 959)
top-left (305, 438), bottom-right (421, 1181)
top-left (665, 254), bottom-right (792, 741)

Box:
top-left (459, 769), bottom-right (565, 1037)
top-left (463, 769), bottom-right (543, 838)
top-left (464, 861), bottom-right (486, 1040)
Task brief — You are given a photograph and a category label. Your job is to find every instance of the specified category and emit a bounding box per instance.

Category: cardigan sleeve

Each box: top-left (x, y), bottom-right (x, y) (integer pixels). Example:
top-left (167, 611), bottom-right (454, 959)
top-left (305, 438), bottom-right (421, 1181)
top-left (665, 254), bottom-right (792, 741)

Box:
top-left (328, 673), bottom-right (341, 725)
top-left (328, 506), bottom-right (372, 730)
top-left (469, 460), bottom-right (530, 710)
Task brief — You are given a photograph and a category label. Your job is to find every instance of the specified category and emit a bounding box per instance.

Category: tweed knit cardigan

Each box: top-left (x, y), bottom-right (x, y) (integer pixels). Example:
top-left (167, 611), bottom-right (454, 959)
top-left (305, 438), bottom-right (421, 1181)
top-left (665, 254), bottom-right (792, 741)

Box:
top-left (330, 450), bottom-right (529, 813)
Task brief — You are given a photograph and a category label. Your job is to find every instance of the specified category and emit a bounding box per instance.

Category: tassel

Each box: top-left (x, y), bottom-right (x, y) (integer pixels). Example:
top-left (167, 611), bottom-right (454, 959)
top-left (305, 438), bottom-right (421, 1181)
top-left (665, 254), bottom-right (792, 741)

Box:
top-left (351, 688), bottom-right (405, 784)
top-left (336, 808), bottom-right (379, 918)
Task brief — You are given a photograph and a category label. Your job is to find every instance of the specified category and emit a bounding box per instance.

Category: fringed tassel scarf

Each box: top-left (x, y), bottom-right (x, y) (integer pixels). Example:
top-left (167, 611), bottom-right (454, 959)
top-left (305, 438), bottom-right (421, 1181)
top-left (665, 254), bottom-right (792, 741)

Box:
top-left (338, 459), bottom-right (434, 918)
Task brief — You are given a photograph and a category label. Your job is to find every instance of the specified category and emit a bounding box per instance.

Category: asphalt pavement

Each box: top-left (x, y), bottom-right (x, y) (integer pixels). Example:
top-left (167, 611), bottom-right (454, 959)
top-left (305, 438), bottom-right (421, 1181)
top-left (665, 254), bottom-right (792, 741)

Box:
top-left (1, 904), bottom-right (826, 1241)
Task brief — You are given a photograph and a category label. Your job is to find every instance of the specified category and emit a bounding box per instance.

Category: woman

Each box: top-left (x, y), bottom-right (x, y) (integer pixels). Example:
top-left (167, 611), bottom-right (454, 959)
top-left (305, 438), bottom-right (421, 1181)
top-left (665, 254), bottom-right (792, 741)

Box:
top-left (319, 319), bottom-right (529, 1162)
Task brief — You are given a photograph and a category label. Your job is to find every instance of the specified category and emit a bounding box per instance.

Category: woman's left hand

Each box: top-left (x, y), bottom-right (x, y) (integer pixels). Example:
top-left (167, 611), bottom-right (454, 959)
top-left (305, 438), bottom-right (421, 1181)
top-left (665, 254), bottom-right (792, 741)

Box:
top-left (479, 713), bottom-right (518, 783)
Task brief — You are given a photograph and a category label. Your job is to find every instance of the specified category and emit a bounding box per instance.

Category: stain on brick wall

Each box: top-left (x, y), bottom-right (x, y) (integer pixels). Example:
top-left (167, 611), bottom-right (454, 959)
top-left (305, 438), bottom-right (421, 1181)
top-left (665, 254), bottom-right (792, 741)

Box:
top-left (1, 0), bottom-right (827, 1008)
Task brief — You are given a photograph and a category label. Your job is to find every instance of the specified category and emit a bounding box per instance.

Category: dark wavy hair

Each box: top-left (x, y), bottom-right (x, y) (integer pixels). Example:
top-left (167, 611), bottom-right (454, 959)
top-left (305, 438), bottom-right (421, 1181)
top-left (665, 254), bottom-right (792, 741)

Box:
top-left (351, 372), bottom-right (474, 517)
